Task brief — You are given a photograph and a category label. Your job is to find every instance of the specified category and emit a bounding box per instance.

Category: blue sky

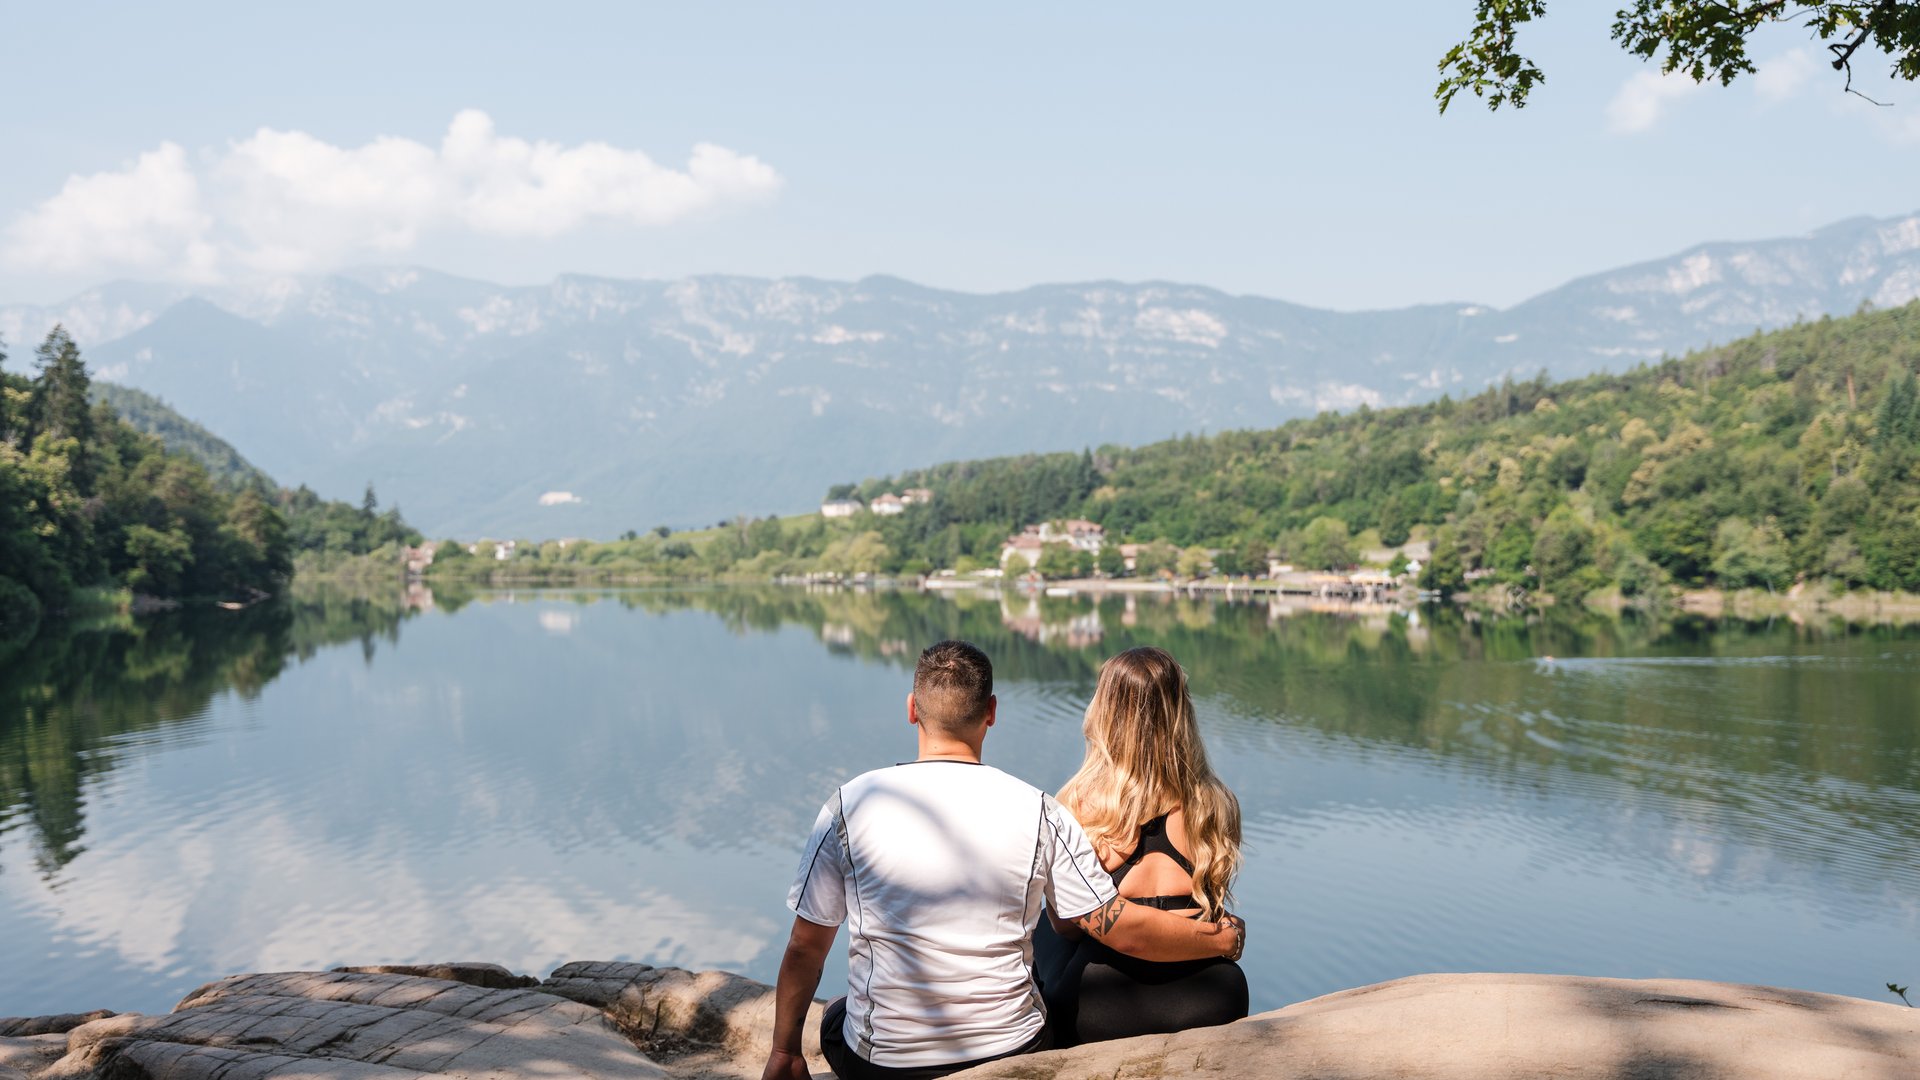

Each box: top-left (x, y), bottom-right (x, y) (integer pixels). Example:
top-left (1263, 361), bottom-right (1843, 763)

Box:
top-left (2, 1), bottom-right (1915, 310)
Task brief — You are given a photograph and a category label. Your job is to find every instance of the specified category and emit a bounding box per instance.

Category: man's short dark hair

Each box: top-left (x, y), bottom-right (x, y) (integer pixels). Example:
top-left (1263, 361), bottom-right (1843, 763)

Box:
top-left (913, 640), bottom-right (994, 735)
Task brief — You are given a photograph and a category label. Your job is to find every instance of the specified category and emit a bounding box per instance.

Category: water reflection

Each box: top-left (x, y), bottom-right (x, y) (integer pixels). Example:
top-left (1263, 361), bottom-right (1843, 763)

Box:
top-left (1, 585), bottom-right (1916, 1019)
top-left (0, 594), bottom-right (418, 876)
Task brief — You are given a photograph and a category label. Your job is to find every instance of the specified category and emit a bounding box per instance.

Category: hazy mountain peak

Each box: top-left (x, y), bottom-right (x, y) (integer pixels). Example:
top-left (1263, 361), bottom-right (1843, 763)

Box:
top-left (2, 210), bottom-right (1916, 536)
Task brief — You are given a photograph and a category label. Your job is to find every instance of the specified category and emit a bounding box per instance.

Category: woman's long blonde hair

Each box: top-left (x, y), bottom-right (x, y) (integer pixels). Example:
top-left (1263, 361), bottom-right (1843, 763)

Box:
top-left (1056, 646), bottom-right (1241, 921)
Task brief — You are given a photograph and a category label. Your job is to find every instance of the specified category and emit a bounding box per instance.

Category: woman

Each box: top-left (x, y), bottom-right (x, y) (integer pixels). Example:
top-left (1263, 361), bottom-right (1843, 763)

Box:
top-left (1034, 646), bottom-right (1249, 1046)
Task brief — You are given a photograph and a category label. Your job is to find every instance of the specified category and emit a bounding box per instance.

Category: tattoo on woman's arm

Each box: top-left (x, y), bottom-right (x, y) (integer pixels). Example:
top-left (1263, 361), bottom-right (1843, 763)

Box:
top-left (1078, 895), bottom-right (1128, 937)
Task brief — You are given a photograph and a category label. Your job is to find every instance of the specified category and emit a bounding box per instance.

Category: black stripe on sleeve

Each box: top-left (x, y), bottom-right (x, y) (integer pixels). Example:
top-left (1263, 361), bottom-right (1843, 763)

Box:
top-left (791, 788), bottom-right (842, 913)
top-left (1042, 797), bottom-right (1111, 916)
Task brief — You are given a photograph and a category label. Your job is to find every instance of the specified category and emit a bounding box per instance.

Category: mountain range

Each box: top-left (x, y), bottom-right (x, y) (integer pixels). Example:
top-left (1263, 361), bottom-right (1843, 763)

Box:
top-left (3, 211), bottom-right (1917, 537)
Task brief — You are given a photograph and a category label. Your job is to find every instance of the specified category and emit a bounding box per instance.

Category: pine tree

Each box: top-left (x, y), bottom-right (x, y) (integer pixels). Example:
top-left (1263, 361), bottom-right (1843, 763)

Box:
top-left (26, 326), bottom-right (98, 494)
top-left (1875, 370), bottom-right (1920, 446)
top-left (27, 327), bottom-right (94, 442)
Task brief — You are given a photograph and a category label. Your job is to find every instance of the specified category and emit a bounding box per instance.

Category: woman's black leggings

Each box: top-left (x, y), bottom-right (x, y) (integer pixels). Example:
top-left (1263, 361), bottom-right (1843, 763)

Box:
top-left (1032, 919), bottom-right (1250, 1047)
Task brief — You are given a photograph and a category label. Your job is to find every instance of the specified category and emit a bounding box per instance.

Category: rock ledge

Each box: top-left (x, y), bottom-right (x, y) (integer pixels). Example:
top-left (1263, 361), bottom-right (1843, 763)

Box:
top-left (0, 966), bottom-right (1911, 1079)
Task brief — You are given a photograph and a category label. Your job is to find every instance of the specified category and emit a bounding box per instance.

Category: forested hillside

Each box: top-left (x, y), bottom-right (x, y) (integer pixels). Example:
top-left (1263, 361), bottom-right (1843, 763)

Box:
top-left (90, 382), bottom-right (274, 490)
top-left (1, 328), bottom-right (421, 642)
top-left (454, 302), bottom-right (1919, 596)
top-left (835, 301), bottom-right (1920, 598)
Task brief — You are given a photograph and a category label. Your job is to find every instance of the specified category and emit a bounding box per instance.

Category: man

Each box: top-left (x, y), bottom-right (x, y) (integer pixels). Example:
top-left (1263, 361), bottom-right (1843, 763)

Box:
top-left (761, 640), bottom-right (1245, 1080)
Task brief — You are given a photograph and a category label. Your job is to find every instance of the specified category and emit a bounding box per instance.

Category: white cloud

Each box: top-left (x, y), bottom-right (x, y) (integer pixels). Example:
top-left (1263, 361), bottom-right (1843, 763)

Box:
top-left (1754, 48), bottom-right (1819, 104)
top-left (2, 110), bottom-right (783, 279)
top-left (5, 143), bottom-right (218, 279)
top-left (538, 491), bottom-right (583, 506)
top-left (1606, 70), bottom-right (1705, 134)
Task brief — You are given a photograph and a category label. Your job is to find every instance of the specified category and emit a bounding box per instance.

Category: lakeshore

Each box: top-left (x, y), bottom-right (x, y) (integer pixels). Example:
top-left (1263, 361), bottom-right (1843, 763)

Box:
top-left (1, 961), bottom-right (1912, 1079)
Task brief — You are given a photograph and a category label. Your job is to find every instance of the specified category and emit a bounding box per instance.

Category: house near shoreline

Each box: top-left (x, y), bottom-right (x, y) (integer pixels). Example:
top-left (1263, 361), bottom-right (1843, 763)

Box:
top-left (402, 543), bottom-right (438, 577)
top-left (466, 539), bottom-right (516, 561)
top-left (1000, 519), bottom-right (1106, 569)
top-left (820, 498), bottom-right (862, 518)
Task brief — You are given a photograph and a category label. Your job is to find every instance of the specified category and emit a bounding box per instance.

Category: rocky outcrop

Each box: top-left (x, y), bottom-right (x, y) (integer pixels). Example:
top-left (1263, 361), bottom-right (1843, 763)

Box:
top-left (538, 961), bottom-right (824, 1079)
top-left (956, 972), bottom-right (1920, 1080)
top-left (32, 970), bottom-right (664, 1080)
top-left (0, 966), bottom-right (1912, 1079)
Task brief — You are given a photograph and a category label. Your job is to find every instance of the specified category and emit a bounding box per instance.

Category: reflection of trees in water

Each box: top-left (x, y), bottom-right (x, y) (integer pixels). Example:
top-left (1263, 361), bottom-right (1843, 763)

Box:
top-left (5, 584), bottom-right (1915, 894)
top-left (602, 587), bottom-right (1920, 890)
top-left (0, 591), bottom-right (416, 876)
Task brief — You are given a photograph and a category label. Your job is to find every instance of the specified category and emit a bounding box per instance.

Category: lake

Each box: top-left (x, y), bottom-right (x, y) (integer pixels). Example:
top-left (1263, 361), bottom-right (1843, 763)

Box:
top-left (1, 585), bottom-right (1916, 1019)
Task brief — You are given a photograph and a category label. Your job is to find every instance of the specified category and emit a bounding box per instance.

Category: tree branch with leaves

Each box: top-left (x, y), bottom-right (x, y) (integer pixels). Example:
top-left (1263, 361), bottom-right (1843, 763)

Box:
top-left (1439, 1), bottom-right (1920, 111)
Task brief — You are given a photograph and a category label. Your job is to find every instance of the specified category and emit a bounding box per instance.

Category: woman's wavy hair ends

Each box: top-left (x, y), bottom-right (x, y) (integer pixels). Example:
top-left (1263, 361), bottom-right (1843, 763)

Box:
top-left (1057, 646), bottom-right (1241, 920)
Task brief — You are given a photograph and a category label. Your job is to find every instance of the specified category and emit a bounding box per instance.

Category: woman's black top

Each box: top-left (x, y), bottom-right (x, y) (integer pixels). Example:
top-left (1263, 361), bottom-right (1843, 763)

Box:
top-left (1033, 811), bottom-right (1249, 1047)
top-left (1109, 812), bottom-right (1201, 909)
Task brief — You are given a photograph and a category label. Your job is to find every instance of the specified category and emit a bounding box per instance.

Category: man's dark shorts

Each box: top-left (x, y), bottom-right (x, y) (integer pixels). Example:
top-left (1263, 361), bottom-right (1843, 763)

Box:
top-left (818, 997), bottom-right (1052, 1080)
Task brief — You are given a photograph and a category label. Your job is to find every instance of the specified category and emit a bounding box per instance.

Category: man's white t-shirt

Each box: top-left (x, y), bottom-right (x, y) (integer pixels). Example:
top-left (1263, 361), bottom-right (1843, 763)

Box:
top-left (787, 760), bottom-right (1117, 1068)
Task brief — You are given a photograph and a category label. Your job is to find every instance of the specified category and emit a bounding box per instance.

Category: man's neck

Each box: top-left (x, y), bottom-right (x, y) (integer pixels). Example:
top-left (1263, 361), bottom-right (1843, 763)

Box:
top-left (915, 734), bottom-right (984, 764)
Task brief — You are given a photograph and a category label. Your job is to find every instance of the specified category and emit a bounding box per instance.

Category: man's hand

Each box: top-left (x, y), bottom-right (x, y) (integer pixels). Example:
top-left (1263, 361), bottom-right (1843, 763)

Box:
top-left (1220, 912), bottom-right (1246, 962)
top-left (765, 916), bottom-right (836, 1079)
top-left (760, 1046), bottom-right (811, 1080)
top-left (1072, 895), bottom-right (1247, 963)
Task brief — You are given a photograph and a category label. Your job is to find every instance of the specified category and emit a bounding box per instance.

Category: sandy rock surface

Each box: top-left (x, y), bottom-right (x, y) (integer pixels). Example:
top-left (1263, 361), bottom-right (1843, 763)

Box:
top-left (954, 972), bottom-right (1920, 1080)
top-left (1, 966), bottom-right (1912, 1079)
top-left (29, 970), bottom-right (666, 1080)
top-left (0, 1034), bottom-right (66, 1080)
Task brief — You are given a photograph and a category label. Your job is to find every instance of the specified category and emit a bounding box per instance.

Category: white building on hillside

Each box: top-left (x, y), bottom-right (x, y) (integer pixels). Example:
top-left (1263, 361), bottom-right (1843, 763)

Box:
top-left (821, 499), bottom-right (862, 518)
top-left (998, 519), bottom-right (1106, 569)
top-left (1055, 519), bottom-right (1105, 554)
top-left (1001, 533), bottom-right (1047, 569)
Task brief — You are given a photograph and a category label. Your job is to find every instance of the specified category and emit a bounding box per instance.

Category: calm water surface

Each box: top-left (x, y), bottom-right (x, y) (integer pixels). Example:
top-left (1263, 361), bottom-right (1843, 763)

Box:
top-left (1, 586), bottom-right (1916, 1017)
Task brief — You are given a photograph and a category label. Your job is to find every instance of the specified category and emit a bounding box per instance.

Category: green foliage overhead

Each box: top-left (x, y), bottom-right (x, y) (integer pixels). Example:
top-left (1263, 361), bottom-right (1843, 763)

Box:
top-left (1440, 1), bottom-right (1920, 111)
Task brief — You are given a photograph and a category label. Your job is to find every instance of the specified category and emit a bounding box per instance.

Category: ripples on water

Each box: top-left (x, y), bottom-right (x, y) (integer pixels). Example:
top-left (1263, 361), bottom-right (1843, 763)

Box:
top-left (1, 589), bottom-right (1916, 1018)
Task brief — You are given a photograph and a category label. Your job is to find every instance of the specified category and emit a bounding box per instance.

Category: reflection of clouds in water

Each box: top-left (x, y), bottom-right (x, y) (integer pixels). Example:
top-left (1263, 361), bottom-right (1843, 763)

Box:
top-left (539, 610), bottom-right (579, 635)
top-left (2, 794), bottom-right (778, 991)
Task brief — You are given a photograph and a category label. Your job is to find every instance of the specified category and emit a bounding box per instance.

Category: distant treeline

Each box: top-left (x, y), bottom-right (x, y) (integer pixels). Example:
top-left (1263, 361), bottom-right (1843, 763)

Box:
top-left (0, 328), bottom-right (420, 639)
top-left (467, 301), bottom-right (1920, 599)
